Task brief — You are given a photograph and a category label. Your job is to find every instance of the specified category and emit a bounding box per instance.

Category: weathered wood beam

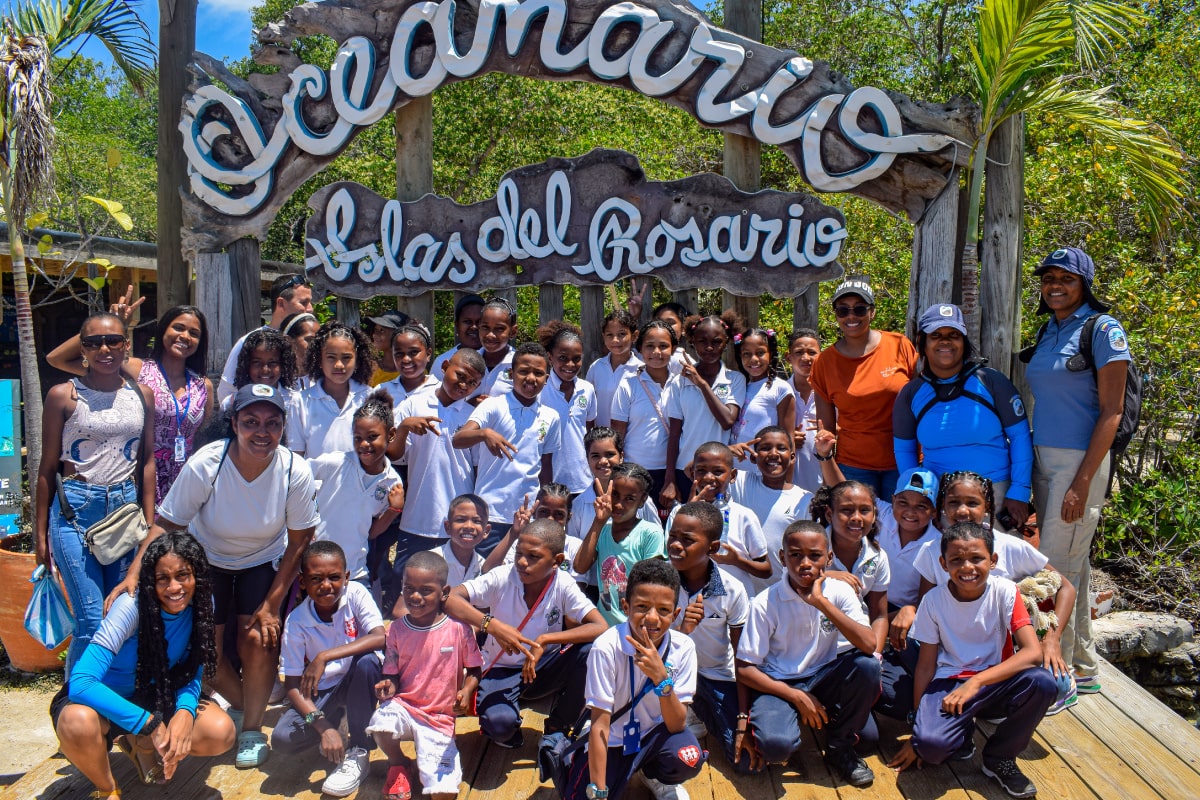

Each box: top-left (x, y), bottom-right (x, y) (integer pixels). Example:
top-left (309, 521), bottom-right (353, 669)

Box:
top-left (980, 115), bottom-right (1024, 378)
top-left (907, 170), bottom-right (960, 338)
top-left (157, 0), bottom-right (197, 311)
top-left (394, 96), bottom-right (436, 338)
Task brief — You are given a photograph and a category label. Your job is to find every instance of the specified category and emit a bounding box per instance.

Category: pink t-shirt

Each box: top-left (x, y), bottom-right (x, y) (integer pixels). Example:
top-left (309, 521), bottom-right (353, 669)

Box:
top-left (381, 615), bottom-right (482, 736)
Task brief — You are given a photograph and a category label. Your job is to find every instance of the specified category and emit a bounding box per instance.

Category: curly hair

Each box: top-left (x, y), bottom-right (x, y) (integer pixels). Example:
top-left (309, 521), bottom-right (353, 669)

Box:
top-left (234, 328), bottom-right (298, 390)
top-left (602, 309), bottom-right (639, 336)
top-left (787, 328), bottom-right (819, 350)
top-left (936, 470), bottom-right (996, 530)
top-left (149, 306), bottom-right (209, 375)
top-left (585, 425), bottom-right (624, 455)
top-left (734, 327), bottom-right (784, 387)
top-left (134, 532), bottom-right (218, 721)
top-left (810, 480), bottom-right (879, 545)
top-left (536, 320), bottom-right (583, 353)
top-left (354, 387), bottom-right (396, 430)
top-left (305, 321), bottom-right (376, 384)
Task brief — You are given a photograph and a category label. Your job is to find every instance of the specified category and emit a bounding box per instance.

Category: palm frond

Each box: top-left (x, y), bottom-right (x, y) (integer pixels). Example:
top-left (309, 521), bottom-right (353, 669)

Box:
top-left (0, 32), bottom-right (55, 228)
top-left (1062, 0), bottom-right (1144, 71)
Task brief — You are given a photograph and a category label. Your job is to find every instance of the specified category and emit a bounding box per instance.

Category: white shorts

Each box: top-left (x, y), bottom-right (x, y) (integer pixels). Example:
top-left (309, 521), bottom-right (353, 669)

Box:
top-left (366, 700), bottom-right (462, 795)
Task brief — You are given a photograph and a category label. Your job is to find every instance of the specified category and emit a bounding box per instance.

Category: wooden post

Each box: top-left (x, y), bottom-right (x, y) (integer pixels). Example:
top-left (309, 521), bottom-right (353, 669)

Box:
top-left (672, 290), bottom-right (698, 316)
top-left (337, 297), bottom-right (361, 330)
top-left (157, 0), bottom-right (198, 312)
top-left (907, 169), bottom-right (961, 338)
top-left (395, 96), bottom-right (436, 338)
top-left (793, 284), bottom-right (819, 333)
top-left (980, 115), bottom-right (1025, 378)
top-left (580, 286), bottom-right (605, 365)
top-left (197, 239), bottom-right (262, 376)
top-left (539, 284), bottom-right (564, 326)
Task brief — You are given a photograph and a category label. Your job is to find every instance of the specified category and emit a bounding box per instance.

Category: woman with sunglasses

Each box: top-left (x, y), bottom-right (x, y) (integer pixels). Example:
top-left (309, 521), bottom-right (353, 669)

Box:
top-left (49, 290), bottom-right (215, 505)
top-left (810, 277), bottom-right (918, 497)
top-left (36, 312), bottom-right (157, 674)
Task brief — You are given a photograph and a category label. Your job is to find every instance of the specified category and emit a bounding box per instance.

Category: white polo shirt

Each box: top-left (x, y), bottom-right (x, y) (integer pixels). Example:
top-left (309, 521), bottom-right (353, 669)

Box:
top-left (287, 379), bottom-right (371, 457)
top-left (280, 581), bottom-right (384, 690)
top-left (308, 451), bottom-right (400, 579)
top-left (665, 365), bottom-right (747, 469)
top-left (500, 533), bottom-right (586, 583)
top-left (737, 575), bottom-right (867, 680)
top-left (665, 498), bottom-right (767, 598)
top-left (877, 519), bottom-right (940, 607)
top-left (610, 368), bottom-right (671, 471)
top-left (585, 353), bottom-right (642, 427)
top-left (468, 393), bottom-right (561, 524)
top-left (792, 383), bottom-right (821, 493)
top-left (673, 563), bottom-right (749, 681)
top-left (430, 345), bottom-right (462, 380)
top-left (462, 565), bottom-right (596, 669)
top-left (396, 389), bottom-right (478, 538)
top-left (913, 530), bottom-right (1048, 588)
top-left (541, 372), bottom-right (598, 494)
top-left (585, 623), bottom-right (698, 746)
top-left (473, 346), bottom-right (514, 399)
top-left (431, 541), bottom-right (485, 587)
top-left (731, 377), bottom-right (795, 450)
top-left (730, 470), bottom-right (812, 590)
top-left (911, 576), bottom-right (1031, 679)
top-left (829, 536), bottom-right (891, 600)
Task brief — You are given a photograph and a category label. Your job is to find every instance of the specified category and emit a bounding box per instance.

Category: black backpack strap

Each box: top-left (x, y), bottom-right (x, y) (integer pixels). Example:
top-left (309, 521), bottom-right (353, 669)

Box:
top-left (1018, 321), bottom-right (1050, 364)
top-left (1078, 314), bottom-right (1100, 374)
top-left (913, 363), bottom-right (989, 428)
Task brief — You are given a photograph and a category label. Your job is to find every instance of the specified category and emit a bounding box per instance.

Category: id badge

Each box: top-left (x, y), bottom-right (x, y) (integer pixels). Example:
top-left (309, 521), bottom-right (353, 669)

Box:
top-left (622, 719), bottom-right (641, 755)
top-left (174, 435), bottom-right (187, 463)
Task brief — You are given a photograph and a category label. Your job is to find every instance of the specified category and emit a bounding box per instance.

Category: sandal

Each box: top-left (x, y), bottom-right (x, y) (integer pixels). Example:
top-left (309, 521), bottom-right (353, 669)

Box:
top-left (384, 764), bottom-right (413, 800)
top-left (115, 734), bottom-right (164, 785)
top-left (235, 730), bottom-right (270, 769)
top-left (90, 791), bottom-right (121, 799)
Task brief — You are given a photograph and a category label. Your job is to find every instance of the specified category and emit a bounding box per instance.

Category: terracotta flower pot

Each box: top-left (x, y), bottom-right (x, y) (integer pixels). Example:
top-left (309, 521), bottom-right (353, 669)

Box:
top-left (0, 534), bottom-right (68, 672)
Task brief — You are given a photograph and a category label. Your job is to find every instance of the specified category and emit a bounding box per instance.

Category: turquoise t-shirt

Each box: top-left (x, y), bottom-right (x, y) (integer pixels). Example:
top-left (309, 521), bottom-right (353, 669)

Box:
top-left (595, 519), bottom-right (666, 624)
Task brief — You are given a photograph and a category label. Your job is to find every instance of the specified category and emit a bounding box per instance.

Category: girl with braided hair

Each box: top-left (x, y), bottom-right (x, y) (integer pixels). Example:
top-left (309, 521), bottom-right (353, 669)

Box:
top-left (52, 531), bottom-right (234, 796)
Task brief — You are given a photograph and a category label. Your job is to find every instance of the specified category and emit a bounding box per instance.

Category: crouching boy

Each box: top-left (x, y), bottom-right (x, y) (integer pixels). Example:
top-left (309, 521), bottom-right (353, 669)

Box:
top-left (565, 559), bottom-right (707, 800)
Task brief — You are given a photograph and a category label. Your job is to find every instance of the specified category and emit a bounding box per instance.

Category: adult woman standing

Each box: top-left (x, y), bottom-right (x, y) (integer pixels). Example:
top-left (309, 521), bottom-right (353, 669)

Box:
top-left (53, 532), bottom-right (234, 797)
top-left (892, 303), bottom-right (1033, 527)
top-left (48, 296), bottom-right (214, 503)
top-left (810, 278), bottom-right (918, 496)
top-left (36, 313), bottom-right (156, 674)
top-left (1024, 247), bottom-right (1129, 695)
top-left (134, 383), bottom-right (319, 769)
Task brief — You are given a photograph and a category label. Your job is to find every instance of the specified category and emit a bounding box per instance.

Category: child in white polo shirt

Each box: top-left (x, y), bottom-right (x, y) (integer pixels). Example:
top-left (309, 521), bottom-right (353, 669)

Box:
top-left (453, 342), bottom-right (561, 556)
top-left (566, 558), bottom-right (707, 800)
top-left (538, 321), bottom-right (599, 496)
top-left (473, 297), bottom-right (518, 398)
top-left (890, 522), bottom-right (1056, 799)
top-left (736, 520), bottom-right (880, 787)
top-left (446, 519), bottom-right (607, 748)
top-left (666, 502), bottom-right (755, 773)
top-left (288, 321), bottom-right (375, 457)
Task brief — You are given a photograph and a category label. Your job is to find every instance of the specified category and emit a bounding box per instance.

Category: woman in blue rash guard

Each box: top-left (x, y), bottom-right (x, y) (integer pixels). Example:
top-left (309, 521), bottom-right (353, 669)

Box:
top-left (892, 303), bottom-right (1033, 530)
top-left (51, 532), bottom-right (234, 797)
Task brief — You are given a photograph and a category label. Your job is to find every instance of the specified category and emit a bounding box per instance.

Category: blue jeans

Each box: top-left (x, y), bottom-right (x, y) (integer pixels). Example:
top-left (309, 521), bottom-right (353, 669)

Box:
top-left (692, 675), bottom-right (748, 770)
top-left (839, 465), bottom-right (900, 499)
top-left (49, 478), bottom-right (138, 674)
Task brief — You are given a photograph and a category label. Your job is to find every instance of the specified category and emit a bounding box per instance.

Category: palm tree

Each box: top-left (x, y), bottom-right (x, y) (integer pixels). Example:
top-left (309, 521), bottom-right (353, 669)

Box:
top-left (1, 0), bottom-right (154, 517)
top-left (959, 0), bottom-right (1188, 340)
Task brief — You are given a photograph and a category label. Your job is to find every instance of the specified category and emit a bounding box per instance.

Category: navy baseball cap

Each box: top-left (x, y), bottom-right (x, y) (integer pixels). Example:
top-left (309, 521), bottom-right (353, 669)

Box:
top-left (367, 310), bottom-right (410, 330)
top-left (454, 294), bottom-right (486, 320)
top-left (1033, 247), bottom-right (1110, 313)
top-left (831, 278), bottom-right (875, 306)
top-left (232, 383), bottom-right (288, 415)
top-left (894, 468), bottom-right (939, 503)
top-left (919, 303), bottom-right (967, 336)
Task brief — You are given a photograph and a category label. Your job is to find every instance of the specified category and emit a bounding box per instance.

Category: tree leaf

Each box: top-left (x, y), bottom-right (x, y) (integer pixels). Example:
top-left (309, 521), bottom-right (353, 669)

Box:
top-left (106, 147), bottom-right (122, 169)
top-left (82, 277), bottom-right (106, 290)
top-left (25, 212), bottom-right (49, 230)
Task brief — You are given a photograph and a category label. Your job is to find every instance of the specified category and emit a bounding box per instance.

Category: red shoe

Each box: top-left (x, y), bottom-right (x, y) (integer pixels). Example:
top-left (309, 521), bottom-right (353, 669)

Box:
top-left (384, 764), bottom-right (413, 800)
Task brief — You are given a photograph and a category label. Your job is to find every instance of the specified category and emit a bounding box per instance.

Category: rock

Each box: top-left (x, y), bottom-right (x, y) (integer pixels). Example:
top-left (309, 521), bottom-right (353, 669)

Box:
top-left (1093, 611), bottom-right (1194, 662)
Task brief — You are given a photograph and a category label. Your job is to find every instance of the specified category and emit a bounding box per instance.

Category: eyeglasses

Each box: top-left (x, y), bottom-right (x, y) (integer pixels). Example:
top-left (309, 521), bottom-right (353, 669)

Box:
top-left (81, 335), bottom-right (128, 350)
top-left (834, 304), bottom-right (872, 318)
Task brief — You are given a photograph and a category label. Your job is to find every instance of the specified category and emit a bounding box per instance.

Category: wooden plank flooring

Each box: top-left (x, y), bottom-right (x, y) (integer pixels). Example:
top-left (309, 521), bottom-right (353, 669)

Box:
top-left (5, 658), bottom-right (1200, 800)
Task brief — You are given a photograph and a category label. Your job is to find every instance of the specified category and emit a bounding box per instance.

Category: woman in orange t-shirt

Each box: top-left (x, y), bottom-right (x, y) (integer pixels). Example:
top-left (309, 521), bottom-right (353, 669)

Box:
top-left (810, 278), bottom-right (918, 497)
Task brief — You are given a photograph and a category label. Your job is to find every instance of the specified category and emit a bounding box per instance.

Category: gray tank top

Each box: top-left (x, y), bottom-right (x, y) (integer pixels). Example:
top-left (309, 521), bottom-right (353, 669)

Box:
top-left (60, 378), bottom-right (144, 485)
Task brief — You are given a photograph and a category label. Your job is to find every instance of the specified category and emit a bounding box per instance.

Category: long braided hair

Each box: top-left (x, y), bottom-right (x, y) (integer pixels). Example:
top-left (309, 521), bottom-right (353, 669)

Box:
top-left (133, 532), bottom-right (218, 720)
top-left (936, 470), bottom-right (996, 531)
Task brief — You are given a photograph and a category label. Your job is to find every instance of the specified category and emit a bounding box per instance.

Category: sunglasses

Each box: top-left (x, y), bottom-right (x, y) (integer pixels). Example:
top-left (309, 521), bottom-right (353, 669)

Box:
top-left (834, 304), bottom-right (872, 318)
top-left (81, 335), bottom-right (128, 350)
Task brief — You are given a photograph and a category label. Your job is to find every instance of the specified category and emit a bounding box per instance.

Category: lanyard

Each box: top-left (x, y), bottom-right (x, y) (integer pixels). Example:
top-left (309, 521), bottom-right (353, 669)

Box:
top-left (159, 362), bottom-right (193, 432)
top-left (626, 630), bottom-right (668, 712)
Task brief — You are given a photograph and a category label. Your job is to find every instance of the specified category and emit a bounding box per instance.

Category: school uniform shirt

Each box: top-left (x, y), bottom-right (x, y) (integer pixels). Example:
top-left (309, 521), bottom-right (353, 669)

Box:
top-left (737, 575), bottom-right (867, 681)
top-left (912, 530), bottom-right (1048, 588)
top-left (586, 353), bottom-right (642, 427)
top-left (669, 347), bottom-right (689, 376)
top-left (462, 564), bottom-right (596, 670)
top-left (876, 514), bottom-right (940, 608)
top-left (610, 367), bottom-right (671, 471)
top-left (468, 393), bottom-right (562, 524)
top-left (541, 372), bottom-right (598, 494)
top-left (595, 519), bottom-right (668, 625)
top-left (911, 575), bottom-right (1031, 680)
top-left (585, 623), bottom-right (698, 747)
top-left (664, 497), bottom-right (767, 598)
top-left (792, 382), bottom-right (822, 493)
top-left (1025, 304), bottom-right (1131, 451)
top-left (381, 614), bottom-right (483, 736)
top-left (665, 365), bottom-right (747, 469)
top-left (500, 534), bottom-right (587, 583)
top-left (309, 451), bottom-right (401, 579)
top-left (829, 536), bottom-right (891, 601)
top-left (280, 581), bottom-right (384, 691)
top-left (673, 562), bottom-right (750, 682)
top-left (473, 346), bottom-right (515, 399)
top-left (378, 374), bottom-right (438, 414)
top-left (730, 470), bottom-right (812, 591)
top-left (396, 389), bottom-right (479, 538)
top-left (159, 441), bottom-right (320, 570)
top-left (430, 345), bottom-right (466, 380)
top-left (287, 379), bottom-right (371, 457)
top-left (731, 377), bottom-right (795, 449)
top-left (432, 541), bottom-right (485, 586)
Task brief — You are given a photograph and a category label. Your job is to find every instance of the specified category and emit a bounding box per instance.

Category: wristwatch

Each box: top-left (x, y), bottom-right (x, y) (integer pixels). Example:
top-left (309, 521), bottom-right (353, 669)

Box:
top-left (654, 676), bottom-right (675, 697)
top-left (304, 709), bottom-right (326, 726)
top-left (586, 783), bottom-right (609, 799)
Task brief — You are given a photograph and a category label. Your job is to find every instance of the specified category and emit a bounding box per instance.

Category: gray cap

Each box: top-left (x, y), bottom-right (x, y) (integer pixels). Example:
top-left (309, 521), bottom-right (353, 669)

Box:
top-left (231, 383), bottom-right (287, 415)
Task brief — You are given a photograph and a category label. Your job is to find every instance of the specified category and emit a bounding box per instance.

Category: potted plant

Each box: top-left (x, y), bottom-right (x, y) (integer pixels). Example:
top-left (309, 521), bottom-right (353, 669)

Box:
top-left (0, 531), bottom-right (68, 672)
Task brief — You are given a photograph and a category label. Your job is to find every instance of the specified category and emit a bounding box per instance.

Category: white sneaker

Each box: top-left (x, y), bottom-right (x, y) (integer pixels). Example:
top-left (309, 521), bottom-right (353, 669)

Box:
top-left (322, 747), bottom-right (369, 797)
top-left (643, 775), bottom-right (690, 800)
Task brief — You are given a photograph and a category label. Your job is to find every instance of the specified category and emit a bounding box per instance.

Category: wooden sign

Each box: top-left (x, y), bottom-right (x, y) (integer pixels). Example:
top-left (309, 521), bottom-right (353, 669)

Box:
top-left (179, 0), bottom-right (976, 258)
top-left (305, 149), bottom-right (845, 298)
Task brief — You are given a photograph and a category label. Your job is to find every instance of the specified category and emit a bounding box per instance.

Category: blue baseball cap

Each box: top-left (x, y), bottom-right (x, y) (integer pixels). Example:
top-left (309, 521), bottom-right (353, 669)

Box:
top-left (894, 468), bottom-right (938, 503)
top-left (919, 303), bottom-right (967, 336)
top-left (232, 383), bottom-right (288, 415)
top-left (1033, 247), bottom-right (1110, 313)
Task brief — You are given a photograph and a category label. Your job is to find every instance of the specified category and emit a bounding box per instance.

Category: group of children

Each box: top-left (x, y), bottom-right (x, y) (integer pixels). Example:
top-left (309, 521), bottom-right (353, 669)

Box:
top-left (204, 294), bottom-right (1068, 800)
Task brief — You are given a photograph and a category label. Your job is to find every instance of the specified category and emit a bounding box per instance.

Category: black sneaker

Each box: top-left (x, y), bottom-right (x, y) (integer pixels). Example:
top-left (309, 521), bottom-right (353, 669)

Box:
top-left (825, 747), bottom-right (874, 787)
top-left (981, 757), bottom-right (1037, 798)
top-left (950, 738), bottom-right (977, 761)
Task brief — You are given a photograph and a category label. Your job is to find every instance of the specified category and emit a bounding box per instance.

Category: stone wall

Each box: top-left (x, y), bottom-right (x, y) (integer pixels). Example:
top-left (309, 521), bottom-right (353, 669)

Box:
top-left (1094, 611), bottom-right (1199, 721)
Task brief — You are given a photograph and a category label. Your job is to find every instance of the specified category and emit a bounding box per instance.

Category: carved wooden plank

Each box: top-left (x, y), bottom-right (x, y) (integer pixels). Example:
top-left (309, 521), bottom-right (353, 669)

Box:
top-left (907, 170), bottom-right (960, 337)
top-left (395, 94), bottom-right (437, 340)
top-left (156, 0), bottom-right (196, 312)
top-left (580, 285), bottom-right (605, 365)
top-left (980, 115), bottom-right (1024, 377)
top-left (195, 250), bottom-right (233, 375)
top-left (227, 238), bottom-right (263, 340)
top-left (793, 284), bottom-right (819, 333)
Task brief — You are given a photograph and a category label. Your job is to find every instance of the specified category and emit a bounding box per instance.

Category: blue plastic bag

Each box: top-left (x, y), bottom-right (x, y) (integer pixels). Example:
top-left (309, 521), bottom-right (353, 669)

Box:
top-left (24, 564), bottom-right (74, 650)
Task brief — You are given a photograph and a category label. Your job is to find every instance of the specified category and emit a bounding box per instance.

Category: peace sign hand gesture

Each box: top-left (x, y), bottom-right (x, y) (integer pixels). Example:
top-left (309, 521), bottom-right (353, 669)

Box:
top-left (109, 285), bottom-right (146, 327)
top-left (592, 479), bottom-right (613, 525)
top-left (625, 624), bottom-right (669, 685)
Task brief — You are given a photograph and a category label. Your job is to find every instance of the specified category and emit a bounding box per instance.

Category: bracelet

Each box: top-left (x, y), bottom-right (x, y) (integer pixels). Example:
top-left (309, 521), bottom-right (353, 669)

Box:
top-left (480, 613), bottom-right (493, 633)
top-left (736, 713), bottom-right (749, 721)
top-left (388, 503), bottom-right (404, 512)
top-left (141, 712), bottom-right (163, 737)
top-left (815, 450), bottom-right (835, 462)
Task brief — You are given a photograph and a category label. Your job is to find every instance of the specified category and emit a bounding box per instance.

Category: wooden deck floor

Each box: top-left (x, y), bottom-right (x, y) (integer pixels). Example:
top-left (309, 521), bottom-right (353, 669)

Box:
top-left (5, 660), bottom-right (1200, 800)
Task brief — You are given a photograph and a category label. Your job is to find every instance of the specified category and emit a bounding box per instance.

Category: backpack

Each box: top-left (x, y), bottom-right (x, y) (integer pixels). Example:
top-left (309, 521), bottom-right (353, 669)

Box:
top-left (1020, 314), bottom-right (1143, 456)
top-left (913, 361), bottom-right (999, 429)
